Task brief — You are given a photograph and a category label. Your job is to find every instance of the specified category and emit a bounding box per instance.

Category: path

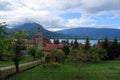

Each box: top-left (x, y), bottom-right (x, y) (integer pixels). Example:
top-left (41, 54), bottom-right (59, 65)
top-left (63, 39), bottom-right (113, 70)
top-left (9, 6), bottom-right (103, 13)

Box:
top-left (0, 59), bottom-right (41, 71)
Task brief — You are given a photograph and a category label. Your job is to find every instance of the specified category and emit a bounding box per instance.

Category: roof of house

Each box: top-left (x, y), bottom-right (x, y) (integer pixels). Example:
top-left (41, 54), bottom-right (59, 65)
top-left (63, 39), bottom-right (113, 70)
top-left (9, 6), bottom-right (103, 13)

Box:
top-left (44, 43), bottom-right (64, 52)
top-left (97, 41), bottom-right (113, 47)
top-left (43, 38), bottom-right (52, 47)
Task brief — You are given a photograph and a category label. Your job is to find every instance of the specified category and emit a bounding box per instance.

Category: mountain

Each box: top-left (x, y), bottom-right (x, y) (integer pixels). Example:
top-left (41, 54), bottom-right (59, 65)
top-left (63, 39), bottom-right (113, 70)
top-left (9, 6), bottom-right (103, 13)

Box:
top-left (56, 27), bottom-right (120, 39)
top-left (7, 22), bottom-right (65, 39)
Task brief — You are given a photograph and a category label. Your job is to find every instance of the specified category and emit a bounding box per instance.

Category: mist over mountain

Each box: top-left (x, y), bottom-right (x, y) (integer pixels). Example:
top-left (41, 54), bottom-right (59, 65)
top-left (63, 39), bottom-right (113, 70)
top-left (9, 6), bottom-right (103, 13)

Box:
top-left (56, 27), bottom-right (120, 40)
top-left (6, 22), bottom-right (65, 39)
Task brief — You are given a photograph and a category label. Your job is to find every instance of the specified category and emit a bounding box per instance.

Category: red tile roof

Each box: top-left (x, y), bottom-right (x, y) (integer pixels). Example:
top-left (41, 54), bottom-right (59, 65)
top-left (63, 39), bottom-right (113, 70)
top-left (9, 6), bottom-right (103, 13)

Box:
top-left (43, 38), bottom-right (52, 47)
top-left (44, 44), bottom-right (64, 52)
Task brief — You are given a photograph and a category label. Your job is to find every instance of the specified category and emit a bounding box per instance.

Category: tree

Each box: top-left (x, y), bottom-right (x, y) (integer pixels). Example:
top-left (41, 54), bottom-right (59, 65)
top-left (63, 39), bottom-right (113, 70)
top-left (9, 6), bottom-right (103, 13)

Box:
top-left (10, 30), bottom-right (28, 72)
top-left (27, 46), bottom-right (37, 60)
top-left (102, 37), bottom-right (109, 49)
top-left (97, 39), bottom-right (100, 44)
top-left (66, 38), bottom-right (69, 44)
top-left (50, 50), bottom-right (65, 62)
top-left (54, 38), bottom-right (60, 44)
top-left (87, 47), bottom-right (107, 62)
top-left (107, 38), bottom-right (119, 59)
top-left (68, 49), bottom-right (87, 64)
top-left (62, 45), bottom-right (70, 57)
top-left (36, 49), bottom-right (44, 59)
top-left (84, 36), bottom-right (90, 51)
top-left (0, 22), bottom-right (9, 60)
top-left (73, 38), bottom-right (79, 49)
top-left (70, 40), bottom-right (74, 47)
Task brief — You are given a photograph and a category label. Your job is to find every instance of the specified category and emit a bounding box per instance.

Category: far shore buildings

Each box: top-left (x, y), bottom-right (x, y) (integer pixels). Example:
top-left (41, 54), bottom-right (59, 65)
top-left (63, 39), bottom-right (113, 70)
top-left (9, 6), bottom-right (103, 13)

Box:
top-left (26, 27), bottom-right (64, 54)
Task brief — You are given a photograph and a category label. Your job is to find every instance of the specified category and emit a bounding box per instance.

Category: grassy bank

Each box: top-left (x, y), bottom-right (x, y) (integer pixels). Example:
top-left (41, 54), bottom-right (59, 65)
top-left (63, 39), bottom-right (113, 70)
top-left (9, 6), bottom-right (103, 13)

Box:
top-left (8, 60), bottom-right (120, 80)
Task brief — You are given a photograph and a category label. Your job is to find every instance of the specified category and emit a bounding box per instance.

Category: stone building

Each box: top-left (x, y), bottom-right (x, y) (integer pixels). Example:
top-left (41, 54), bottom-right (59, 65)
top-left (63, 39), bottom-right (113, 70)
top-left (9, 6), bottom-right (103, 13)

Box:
top-left (35, 27), bottom-right (43, 49)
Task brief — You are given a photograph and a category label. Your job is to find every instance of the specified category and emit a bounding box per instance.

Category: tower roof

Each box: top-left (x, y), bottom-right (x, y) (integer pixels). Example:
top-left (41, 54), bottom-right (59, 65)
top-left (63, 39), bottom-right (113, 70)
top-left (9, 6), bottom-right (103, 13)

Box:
top-left (37, 27), bottom-right (41, 32)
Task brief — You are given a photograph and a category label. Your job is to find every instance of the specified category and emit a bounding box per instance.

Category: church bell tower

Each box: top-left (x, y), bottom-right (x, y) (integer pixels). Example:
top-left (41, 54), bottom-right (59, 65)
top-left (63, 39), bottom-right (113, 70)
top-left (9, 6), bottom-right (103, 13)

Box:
top-left (35, 27), bottom-right (43, 49)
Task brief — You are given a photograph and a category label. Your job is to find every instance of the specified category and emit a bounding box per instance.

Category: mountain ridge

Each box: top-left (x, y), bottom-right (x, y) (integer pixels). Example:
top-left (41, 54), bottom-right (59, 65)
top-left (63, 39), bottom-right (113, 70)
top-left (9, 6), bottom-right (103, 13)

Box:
top-left (6, 22), bottom-right (65, 39)
top-left (56, 27), bottom-right (120, 39)
top-left (6, 22), bottom-right (120, 39)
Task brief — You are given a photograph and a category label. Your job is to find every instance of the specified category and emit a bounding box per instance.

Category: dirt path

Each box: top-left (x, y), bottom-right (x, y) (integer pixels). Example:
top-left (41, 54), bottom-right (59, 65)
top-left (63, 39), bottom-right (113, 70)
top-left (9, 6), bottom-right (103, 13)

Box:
top-left (0, 59), bottom-right (41, 71)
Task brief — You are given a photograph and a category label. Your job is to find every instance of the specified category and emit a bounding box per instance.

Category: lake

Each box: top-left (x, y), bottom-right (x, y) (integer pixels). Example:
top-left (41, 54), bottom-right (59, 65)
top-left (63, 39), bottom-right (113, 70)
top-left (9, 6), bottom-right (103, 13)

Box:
top-left (50, 39), bottom-right (98, 46)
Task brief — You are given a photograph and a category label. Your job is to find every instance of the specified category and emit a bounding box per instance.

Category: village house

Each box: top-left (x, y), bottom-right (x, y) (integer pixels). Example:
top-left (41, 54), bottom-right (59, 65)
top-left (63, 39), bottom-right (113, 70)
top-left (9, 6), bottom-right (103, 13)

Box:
top-left (97, 41), bottom-right (113, 48)
top-left (26, 27), bottom-right (65, 54)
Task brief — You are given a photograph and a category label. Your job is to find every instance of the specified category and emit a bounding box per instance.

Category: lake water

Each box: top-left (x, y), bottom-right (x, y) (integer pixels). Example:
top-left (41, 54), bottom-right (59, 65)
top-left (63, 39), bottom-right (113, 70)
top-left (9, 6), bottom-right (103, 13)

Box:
top-left (50, 39), bottom-right (98, 46)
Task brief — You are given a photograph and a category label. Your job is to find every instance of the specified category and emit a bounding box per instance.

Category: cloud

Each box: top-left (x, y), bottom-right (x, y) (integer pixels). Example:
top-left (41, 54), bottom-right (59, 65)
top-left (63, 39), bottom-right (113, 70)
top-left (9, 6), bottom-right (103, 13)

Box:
top-left (0, 1), bottom-right (13, 11)
top-left (0, 0), bottom-right (120, 31)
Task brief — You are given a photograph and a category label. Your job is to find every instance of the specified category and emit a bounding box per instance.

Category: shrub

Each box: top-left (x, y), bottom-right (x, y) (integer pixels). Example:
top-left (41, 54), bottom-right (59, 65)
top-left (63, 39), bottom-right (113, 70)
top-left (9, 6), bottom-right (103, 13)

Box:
top-left (50, 50), bottom-right (65, 63)
top-left (36, 49), bottom-right (44, 59)
top-left (67, 49), bottom-right (87, 64)
top-left (42, 62), bottom-right (60, 68)
top-left (86, 47), bottom-right (107, 62)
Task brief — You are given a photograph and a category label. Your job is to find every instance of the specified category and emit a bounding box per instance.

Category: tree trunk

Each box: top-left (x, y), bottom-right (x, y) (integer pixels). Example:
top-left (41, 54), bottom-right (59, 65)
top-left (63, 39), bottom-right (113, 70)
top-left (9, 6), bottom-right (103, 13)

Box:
top-left (15, 61), bottom-right (19, 72)
top-left (34, 56), bottom-right (36, 60)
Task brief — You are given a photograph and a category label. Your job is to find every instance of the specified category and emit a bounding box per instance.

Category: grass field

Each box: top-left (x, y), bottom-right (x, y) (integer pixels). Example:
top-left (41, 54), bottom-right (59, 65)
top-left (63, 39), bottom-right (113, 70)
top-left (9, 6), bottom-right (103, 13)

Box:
top-left (7, 60), bottom-right (120, 80)
top-left (80, 60), bottom-right (120, 80)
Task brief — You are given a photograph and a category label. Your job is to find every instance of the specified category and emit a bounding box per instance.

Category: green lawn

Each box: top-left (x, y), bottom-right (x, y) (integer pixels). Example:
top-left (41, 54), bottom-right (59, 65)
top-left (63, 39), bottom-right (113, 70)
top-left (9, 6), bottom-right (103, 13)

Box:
top-left (8, 60), bottom-right (120, 80)
top-left (80, 60), bottom-right (120, 80)
top-left (0, 56), bottom-right (34, 67)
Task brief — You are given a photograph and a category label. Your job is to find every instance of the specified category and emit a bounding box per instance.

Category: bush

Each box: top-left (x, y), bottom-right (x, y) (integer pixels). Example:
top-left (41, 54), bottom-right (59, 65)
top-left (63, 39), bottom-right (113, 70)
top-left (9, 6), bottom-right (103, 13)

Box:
top-left (42, 62), bottom-right (60, 68)
top-left (86, 47), bottom-right (107, 62)
top-left (50, 50), bottom-right (65, 63)
top-left (36, 49), bottom-right (44, 59)
top-left (67, 47), bottom-right (107, 63)
top-left (67, 49), bottom-right (87, 64)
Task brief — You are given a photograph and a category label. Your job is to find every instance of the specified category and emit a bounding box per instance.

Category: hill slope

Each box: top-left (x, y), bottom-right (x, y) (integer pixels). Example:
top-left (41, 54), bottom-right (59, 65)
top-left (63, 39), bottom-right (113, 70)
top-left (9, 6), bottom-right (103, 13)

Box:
top-left (56, 27), bottom-right (120, 39)
top-left (7, 23), bottom-right (65, 38)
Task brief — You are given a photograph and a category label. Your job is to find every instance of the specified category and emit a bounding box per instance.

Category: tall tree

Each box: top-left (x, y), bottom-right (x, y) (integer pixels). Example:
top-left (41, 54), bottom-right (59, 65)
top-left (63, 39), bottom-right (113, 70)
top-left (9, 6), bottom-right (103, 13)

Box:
top-left (102, 37), bottom-right (109, 49)
top-left (108, 38), bottom-right (119, 59)
top-left (66, 38), bottom-right (69, 44)
top-left (53, 38), bottom-right (60, 44)
top-left (27, 46), bottom-right (37, 60)
top-left (84, 36), bottom-right (90, 51)
top-left (97, 39), bottom-right (100, 44)
top-left (0, 22), bottom-right (9, 60)
top-left (73, 38), bottom-right (79, 49)
top-left (10, 30), bottom-right (28, 72)
top-left (62, 45), bottom-right (70, 57)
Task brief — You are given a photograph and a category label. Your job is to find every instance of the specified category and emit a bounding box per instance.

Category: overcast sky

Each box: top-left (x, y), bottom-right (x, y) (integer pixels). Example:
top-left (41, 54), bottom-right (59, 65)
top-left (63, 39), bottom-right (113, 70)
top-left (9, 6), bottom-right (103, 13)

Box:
top-left (0, 0), bottom-right (120, 31)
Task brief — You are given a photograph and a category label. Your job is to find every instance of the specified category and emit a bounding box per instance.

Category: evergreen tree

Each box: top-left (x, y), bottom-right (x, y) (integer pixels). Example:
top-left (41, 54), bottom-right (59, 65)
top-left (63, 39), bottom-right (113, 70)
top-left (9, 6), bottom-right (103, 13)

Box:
top-left (62, 45), bottom-right (70, 57)
top-left (102, 37), bottom-right (109, 49)
top-left (84, 36), bottom-right (90, 51)
top-left (97, 39), bottom-right (100, 44)
top-left (108, 38), bottom-right (119, 59)
top-left (56, 38), bottom-right (60, 44)
top-left (66, 38), bottom-right (69, 44)
top-left (54, 38), bottom-right (60, 44)
top-left (73, 38), bottom-right (79, 49)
